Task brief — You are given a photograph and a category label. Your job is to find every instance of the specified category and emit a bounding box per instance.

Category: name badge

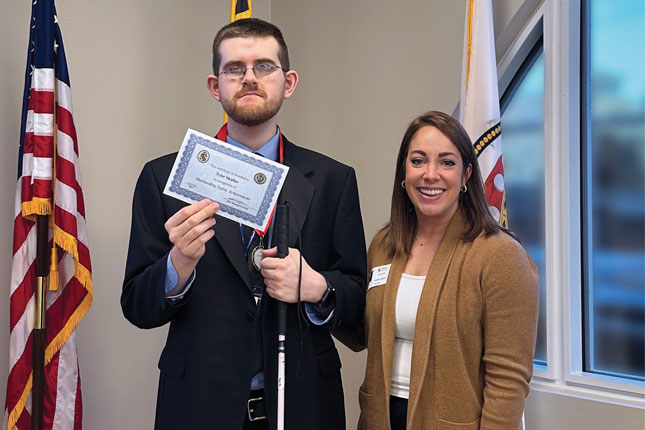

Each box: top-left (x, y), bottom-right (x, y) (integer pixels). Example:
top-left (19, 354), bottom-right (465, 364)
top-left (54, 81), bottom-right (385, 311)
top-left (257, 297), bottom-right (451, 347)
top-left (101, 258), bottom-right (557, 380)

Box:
top-left (368, 264), bottom-right (391, 290)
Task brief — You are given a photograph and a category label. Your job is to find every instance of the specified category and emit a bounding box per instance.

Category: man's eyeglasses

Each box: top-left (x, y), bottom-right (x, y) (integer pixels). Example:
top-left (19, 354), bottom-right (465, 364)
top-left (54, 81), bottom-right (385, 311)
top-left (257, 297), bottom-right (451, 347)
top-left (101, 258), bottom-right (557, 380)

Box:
top-left (217, 62), bottom-right (287, 80)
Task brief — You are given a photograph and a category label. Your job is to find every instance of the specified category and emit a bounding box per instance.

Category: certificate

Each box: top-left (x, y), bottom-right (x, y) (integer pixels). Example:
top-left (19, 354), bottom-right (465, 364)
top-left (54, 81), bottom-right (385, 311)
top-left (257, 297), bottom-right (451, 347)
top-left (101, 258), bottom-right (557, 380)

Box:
top-left (163, 129), bottom-right (289, 231)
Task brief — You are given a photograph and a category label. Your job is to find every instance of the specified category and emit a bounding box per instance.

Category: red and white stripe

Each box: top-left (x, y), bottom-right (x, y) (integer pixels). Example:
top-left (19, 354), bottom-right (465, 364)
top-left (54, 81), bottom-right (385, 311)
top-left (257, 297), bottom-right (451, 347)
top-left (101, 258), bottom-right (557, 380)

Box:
top-left (6, 66), bottom-right (91, 430)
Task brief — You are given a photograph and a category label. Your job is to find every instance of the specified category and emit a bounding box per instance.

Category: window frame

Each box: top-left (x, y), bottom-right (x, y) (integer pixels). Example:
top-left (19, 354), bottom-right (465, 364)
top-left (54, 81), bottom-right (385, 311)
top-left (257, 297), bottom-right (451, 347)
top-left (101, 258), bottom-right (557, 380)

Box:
top-left (546, 0), bottom-right (643, 398)
top-left (500, 38), bottom-right (545, 367)
top-left (497, 0), bottom-right (552, 381)
top-left (574, 0), bottom-right (644, 389)
top-left (496, 0), bottom-right (645, 402)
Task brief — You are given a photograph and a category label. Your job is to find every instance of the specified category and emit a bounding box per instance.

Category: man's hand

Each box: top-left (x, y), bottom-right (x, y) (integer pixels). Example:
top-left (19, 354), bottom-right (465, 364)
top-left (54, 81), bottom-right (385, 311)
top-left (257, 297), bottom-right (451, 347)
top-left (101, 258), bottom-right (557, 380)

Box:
top-left (165, 199), bottom-right (219, 294)
top-left (260, 247), bottom-right (327, 303)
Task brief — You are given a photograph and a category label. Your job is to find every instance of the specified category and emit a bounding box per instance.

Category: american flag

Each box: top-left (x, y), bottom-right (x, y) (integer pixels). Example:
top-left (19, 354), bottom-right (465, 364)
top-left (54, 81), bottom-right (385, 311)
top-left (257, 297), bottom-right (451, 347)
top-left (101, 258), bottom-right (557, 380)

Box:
top-left (459, 0), bottom-right (508, 227)
top-left (5, 1), bottom-right (92, 429)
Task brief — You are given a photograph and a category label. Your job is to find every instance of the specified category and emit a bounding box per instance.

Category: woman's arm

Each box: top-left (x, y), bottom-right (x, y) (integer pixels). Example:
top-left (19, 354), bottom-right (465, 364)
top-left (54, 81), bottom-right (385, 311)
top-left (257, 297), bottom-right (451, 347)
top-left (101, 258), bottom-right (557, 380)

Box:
top-left (480, 238), bottom-right (539, 429)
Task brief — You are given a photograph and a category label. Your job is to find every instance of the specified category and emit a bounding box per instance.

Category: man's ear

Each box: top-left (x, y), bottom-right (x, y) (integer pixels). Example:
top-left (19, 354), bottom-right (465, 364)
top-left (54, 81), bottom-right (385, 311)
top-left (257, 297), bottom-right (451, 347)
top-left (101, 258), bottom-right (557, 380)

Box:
top-left (206, 75), bottom-right (221, 101)
top-left (283, 70), bottom-right (299, 99)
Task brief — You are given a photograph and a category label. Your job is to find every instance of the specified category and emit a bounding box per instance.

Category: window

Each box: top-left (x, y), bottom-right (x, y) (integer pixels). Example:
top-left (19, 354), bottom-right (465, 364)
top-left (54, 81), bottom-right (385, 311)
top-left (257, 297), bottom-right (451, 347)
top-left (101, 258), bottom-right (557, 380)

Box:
top-left (500, 44), bottom-right (546, 366)
top-left (497, 0), bottom-right (645, 398)
top-left (581, 0), bottom-right (645, 381)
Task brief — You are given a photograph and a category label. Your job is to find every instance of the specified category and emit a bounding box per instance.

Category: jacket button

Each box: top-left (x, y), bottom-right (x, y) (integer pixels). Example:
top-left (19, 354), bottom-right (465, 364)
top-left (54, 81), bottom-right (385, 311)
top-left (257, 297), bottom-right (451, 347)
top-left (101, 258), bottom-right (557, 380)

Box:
top-left (247, 311), bottom-right (256, 321)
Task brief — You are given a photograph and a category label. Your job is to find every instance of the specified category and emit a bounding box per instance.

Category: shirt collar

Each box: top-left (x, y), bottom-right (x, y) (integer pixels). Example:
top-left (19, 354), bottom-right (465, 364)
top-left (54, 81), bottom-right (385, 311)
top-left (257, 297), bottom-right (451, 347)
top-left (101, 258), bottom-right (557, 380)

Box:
top-left (226, 130), bottom-right (280, 162)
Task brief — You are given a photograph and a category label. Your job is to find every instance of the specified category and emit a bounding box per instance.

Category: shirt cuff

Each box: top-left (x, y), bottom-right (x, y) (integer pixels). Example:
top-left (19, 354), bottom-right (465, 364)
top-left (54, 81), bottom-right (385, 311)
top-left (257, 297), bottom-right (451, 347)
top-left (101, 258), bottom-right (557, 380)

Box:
top-left (305, 303), bottom-right (335, 325)
top-left (165, 254), bottom-right (195, 301)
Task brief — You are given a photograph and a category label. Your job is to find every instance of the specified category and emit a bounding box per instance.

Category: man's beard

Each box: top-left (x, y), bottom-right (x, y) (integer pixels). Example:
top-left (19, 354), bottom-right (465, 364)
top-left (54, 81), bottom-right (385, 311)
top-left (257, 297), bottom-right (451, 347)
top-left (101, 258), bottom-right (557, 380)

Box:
top-left (222, 87), bottom-right (284, 126)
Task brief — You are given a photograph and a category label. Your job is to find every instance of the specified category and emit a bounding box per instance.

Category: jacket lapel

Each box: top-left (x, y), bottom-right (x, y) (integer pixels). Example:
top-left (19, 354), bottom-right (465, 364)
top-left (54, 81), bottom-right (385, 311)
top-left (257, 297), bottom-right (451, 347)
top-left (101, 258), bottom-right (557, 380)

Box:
top-left (407, 211), bottom-right (465, 426)
top-left (279, 140), bottom-right (314, 248)
top-left (212, 136), bottom-right (315, 290)
top-left (380, 252), bottom-right (407, 402)
top-left (213, 214), bottom-right (251, 288)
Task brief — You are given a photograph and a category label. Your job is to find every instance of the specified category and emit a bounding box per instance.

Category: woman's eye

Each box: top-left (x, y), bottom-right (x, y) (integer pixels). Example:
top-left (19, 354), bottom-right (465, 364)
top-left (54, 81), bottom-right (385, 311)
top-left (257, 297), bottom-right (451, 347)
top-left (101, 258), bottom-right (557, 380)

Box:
top-left (410, 158), bottom-right (424, 165)
top-left (442, 159), bottom-right (456, 166)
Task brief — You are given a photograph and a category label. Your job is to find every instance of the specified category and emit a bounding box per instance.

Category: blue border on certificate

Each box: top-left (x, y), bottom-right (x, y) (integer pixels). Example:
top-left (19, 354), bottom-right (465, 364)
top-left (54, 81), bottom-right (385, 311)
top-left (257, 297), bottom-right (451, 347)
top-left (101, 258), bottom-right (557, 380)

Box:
top-left (168, 133), bottom-right (285, 225)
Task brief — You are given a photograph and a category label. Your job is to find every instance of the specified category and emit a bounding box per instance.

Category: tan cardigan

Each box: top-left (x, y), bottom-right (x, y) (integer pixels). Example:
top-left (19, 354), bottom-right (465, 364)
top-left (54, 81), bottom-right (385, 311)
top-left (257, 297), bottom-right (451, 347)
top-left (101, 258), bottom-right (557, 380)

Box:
top-left (346, 211), bottom-right (538, 430)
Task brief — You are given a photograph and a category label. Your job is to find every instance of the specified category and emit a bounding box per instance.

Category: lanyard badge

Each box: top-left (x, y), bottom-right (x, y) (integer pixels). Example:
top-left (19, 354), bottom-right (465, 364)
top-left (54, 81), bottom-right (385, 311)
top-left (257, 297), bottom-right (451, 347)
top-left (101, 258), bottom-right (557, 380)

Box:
top-left (218, 124), bottom-right (285, 272)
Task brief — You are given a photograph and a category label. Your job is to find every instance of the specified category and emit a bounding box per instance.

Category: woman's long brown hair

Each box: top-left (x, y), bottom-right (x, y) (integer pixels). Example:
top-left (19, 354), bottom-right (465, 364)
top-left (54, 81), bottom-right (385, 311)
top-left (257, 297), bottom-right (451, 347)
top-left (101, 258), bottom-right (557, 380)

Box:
top-left (380, 111), bottom-right (510, 258)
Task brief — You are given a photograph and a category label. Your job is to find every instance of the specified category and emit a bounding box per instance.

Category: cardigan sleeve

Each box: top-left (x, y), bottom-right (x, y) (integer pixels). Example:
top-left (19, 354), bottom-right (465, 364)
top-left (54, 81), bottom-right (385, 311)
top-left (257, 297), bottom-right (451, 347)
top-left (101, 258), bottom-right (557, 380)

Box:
top-left (480, 237), bottom-right (539, 429)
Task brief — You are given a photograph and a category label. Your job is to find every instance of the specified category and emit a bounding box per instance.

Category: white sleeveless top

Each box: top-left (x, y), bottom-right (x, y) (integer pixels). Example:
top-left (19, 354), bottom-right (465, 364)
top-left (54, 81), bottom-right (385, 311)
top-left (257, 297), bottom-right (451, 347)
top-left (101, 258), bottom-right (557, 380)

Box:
top-left (390, 273), bottom-right (426, 399)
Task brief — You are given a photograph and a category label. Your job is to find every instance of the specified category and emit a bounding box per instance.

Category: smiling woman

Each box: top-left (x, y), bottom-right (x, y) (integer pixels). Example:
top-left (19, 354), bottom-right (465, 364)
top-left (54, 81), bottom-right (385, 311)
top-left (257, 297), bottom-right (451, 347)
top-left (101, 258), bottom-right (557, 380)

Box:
top-left (337, 111), bottom-right (539, 430)
top-left (403, 125), bottom-right (472, 231)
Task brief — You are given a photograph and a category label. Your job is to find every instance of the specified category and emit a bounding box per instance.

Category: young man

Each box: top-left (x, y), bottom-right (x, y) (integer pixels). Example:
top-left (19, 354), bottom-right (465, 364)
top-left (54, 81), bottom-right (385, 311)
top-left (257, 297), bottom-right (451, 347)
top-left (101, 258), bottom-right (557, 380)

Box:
top-left (121, 18), bottom-right (366, 430)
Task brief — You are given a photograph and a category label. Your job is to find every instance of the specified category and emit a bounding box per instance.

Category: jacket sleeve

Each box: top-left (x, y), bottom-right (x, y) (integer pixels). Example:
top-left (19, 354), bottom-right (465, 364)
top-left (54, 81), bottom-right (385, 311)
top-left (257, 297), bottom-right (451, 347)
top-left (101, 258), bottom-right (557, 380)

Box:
top-left (318, 167), bottom-right (367, 333)
top-left (480, 238), bottom-right (539, 429)
top-left (121, 161), bottom-right (189, 329)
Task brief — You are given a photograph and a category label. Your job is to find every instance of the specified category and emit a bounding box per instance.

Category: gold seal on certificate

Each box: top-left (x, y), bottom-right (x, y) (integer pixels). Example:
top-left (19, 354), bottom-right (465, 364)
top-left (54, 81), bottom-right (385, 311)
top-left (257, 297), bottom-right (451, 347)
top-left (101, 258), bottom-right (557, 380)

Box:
top-left (163, 129), bottom-right (290, 231)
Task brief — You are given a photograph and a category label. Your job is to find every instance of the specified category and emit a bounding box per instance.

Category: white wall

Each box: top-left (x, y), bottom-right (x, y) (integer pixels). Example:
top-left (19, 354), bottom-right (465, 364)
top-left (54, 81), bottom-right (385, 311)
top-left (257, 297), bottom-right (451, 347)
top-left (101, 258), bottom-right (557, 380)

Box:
top-left (1, 0), bottom-right (643, 429)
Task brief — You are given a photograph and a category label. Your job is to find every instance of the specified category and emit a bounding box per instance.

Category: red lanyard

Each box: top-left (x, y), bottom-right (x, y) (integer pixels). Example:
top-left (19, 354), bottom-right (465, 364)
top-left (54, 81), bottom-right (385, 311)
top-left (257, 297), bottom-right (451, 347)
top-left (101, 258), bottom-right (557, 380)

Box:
top-left (215, 123), bottom-right (284, 238)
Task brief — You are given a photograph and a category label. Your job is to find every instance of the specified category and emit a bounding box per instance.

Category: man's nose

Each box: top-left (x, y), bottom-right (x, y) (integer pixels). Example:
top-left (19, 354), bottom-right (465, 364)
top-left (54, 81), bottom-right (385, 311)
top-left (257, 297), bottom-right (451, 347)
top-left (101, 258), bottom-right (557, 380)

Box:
top-left (241, 67), bottom-right (258, 84)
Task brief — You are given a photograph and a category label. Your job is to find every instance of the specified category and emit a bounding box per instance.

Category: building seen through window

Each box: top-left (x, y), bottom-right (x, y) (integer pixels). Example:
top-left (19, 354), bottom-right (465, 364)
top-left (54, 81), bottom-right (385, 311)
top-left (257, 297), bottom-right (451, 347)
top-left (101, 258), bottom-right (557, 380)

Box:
top-left (582, 0), bottom-right (644, 381)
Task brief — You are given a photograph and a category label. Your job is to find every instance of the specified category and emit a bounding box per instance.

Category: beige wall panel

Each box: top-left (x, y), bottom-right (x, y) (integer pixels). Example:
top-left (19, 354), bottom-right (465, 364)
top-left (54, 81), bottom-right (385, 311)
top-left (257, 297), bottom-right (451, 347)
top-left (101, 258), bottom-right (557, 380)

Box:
top-left (272, 0), bottom-right (467, 243)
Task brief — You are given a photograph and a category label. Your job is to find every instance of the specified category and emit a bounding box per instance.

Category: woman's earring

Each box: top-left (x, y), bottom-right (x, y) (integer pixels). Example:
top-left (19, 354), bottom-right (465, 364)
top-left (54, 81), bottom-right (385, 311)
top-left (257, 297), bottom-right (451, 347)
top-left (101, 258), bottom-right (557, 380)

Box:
top-left (460, 184), bottom-right (468, 193)
top-left (401, 180), bottom-right (406, 189)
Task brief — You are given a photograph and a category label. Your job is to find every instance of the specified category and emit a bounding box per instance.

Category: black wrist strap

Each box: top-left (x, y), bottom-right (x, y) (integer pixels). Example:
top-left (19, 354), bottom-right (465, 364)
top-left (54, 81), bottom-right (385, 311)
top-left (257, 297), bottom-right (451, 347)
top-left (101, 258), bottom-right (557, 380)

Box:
top-left (316, 279), bottom-right (335, 307)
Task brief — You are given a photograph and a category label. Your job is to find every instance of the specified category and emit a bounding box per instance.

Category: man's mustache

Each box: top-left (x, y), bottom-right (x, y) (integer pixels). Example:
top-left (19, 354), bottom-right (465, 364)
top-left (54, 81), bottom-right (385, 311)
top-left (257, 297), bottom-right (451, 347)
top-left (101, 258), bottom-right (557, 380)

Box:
top-left (235, 88), bottom-right (267, 99)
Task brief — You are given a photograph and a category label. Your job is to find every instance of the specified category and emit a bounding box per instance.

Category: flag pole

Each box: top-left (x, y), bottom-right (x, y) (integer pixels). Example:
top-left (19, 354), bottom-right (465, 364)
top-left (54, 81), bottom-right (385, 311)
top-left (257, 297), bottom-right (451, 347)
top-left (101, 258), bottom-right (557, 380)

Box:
top-left (32, 215), bottom-right (49, 430)
top-left (32, 17), bottom-right (59, 428)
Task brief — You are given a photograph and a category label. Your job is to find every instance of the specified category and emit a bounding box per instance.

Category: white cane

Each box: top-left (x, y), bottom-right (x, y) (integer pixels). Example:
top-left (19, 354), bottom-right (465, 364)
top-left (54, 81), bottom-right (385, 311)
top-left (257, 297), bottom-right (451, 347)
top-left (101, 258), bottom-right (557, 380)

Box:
top-left (275, 204), bottom-right (289, 430)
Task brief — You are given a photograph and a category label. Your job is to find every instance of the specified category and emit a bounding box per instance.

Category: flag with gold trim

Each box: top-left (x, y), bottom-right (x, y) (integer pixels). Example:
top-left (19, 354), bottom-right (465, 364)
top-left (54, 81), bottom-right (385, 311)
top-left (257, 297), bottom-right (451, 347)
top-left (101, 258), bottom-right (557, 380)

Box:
top-left (5, 1), bottom-right (92, 428)
top-left (459, 0), bottom-right (507, 226)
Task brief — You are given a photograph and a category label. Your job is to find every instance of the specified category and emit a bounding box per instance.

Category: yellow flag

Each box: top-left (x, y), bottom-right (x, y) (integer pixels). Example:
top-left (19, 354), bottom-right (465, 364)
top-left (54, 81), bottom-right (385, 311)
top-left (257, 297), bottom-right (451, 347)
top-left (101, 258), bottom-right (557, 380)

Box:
top-left (230, 0), bottom-right (252, 22)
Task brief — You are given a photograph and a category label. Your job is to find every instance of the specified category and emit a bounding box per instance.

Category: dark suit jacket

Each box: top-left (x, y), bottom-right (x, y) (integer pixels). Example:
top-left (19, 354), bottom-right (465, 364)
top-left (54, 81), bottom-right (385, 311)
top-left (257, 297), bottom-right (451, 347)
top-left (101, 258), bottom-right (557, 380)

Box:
top-left (121, 135), bottom-right (367, 430)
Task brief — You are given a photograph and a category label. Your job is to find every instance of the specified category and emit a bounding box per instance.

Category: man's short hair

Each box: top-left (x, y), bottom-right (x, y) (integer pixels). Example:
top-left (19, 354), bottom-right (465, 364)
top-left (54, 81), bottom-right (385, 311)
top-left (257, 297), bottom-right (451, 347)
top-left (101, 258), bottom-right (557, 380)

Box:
top-left (212, 18), bottom-right (290, 75)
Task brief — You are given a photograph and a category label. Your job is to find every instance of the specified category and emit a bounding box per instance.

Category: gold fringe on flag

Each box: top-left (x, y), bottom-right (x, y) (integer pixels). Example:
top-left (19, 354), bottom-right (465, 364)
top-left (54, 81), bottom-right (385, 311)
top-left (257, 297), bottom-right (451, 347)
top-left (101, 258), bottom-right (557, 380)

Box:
top-left (45, 292), bottom-right (92, 364)
top-left (7, 374), bottom-right (33, 430)
top-left (53, 224), bottom-right (93, 290)
top-left (21, 198), bottom-right (52, 220)
top-left (465, 0), bottom-right (475, 92)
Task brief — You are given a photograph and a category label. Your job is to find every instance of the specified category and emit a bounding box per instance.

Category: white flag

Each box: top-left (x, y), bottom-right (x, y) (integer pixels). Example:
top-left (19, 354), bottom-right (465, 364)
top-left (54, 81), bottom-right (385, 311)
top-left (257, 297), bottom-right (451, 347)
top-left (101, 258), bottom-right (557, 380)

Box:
top-left (459, 0), bottom-right (507, 226)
